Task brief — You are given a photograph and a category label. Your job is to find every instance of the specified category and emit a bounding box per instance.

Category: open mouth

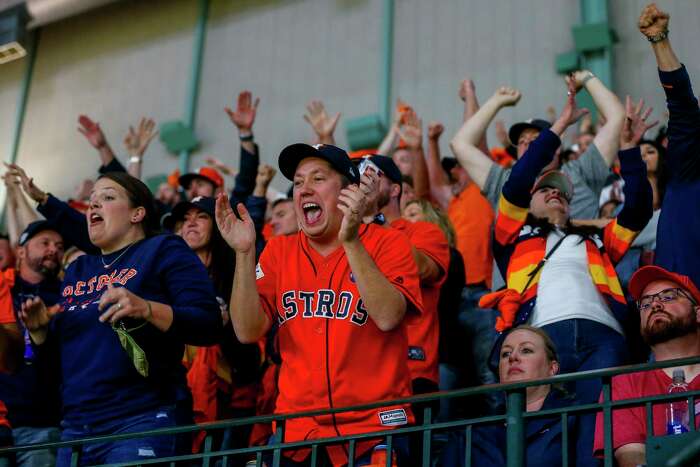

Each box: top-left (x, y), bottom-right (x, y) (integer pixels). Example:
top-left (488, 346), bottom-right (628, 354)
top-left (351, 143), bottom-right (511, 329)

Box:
top-left (89, 213), bottom-right (104, 227)
top-left (301, 202), bottom-right (322, 226)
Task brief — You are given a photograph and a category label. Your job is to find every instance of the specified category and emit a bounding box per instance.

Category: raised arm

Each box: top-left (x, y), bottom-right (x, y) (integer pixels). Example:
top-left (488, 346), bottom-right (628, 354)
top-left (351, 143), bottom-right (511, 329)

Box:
top-left (377, 99), bottom-right (407, 156)
top-left (303, 100), bottom-right (340, 146)
top-left (424, 122), bottom-right (453, 210)
top-left (639, 4), bottom-right (679, 72)
top-left (397, 108), bottom-right (429, 199)
top-left (123, 117), bottom-right (158, 180)
top-left (459, 78), bottom-right (489, 155)
top-left (451, 86), bottom-right (521, 189)
top-left (226, 91), bottom-right (261, 201)
top-left (215, 194), bottom-right (270, 343)
top-left (567, 70), bottom-right (626, 166)
top-left (77, 115), bottom-right (126, 174)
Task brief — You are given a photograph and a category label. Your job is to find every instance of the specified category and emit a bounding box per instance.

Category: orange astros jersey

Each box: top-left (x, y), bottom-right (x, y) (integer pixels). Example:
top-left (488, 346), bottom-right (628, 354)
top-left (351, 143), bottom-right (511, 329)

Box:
top-left (255, 223), bottom-right (423, 464)
top-left (390, 219), bottom-right (450, 384)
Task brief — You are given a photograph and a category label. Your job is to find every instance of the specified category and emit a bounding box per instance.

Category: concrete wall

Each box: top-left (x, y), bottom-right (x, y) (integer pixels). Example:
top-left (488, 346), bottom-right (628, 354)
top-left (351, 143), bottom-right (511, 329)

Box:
top-left (1, 0), bottom-right (699, 202)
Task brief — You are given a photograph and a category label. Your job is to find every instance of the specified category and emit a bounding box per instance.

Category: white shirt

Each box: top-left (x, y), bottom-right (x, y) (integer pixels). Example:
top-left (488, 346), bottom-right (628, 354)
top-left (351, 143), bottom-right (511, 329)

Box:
top-left (530, 229), bottom-right (624, 334)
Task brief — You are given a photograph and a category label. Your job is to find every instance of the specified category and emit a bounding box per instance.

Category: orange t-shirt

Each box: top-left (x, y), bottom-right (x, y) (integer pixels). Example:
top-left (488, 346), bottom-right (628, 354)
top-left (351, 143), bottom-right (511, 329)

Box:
top-left (256, 224), bottom-right (423, 464)
top-left (0, 269), bottom-right (16, 325)
top-left (447, 183), bottom-right (494, 287)
top-left (390, 219), bottom-right (450, 384)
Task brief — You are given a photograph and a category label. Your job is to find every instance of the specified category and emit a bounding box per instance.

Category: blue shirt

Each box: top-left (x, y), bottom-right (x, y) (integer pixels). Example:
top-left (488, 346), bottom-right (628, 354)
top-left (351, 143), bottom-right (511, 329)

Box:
top-left (45, 234), bottom-right (222, 425)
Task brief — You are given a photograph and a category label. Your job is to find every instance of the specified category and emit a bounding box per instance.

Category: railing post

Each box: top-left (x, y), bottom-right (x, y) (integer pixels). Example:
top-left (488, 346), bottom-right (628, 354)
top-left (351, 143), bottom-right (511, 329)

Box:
top-left (603, 376), bottom-right (614, 467)
top-left (506, 389), bottom-right (526, 467)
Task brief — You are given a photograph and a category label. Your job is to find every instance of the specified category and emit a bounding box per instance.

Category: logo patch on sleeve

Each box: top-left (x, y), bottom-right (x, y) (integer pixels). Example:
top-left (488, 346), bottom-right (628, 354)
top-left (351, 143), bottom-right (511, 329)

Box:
top-left (256, 263), bottom-right (264, 280)
top-left (378, 408), bottom-right (408, 426)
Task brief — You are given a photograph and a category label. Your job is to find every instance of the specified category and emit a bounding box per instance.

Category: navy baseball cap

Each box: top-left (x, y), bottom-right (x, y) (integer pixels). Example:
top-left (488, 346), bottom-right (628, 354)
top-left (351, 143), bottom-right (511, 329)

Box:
top-left (367, 155), bottom-right (403, 184)
top-left (441, 157), bottom-right (458, 174)
top-left (19, 220), bottom-right (61, 246)
top-left (508, 118), bottom-right (551, 146)
top-left (162, 196), bottom-right (215, 231)
top-left (278, 143), bottom-right (360, 184)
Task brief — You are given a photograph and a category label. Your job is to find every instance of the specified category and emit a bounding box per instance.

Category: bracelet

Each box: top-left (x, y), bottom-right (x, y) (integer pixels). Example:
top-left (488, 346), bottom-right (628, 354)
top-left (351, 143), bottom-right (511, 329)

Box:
top-left (239, 133), bottom-right (254, 142)
top-left (145, 301), bottom-right (153, 321)
top-left (129, 156), bottom-right (142, 164)
top-left (647, 30), bottom-right (669, 43)
top-left (582, 73), bottom-right (596, 86)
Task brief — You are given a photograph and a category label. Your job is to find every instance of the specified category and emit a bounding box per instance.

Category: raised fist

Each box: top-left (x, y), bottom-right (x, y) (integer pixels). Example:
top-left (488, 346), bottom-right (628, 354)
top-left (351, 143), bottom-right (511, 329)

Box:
top-left (638, 3), bottom-right (669, 41)
top-left (427, 122), bottom-right (444, 141)
top-left (492, 87), bottom-right (522, 107)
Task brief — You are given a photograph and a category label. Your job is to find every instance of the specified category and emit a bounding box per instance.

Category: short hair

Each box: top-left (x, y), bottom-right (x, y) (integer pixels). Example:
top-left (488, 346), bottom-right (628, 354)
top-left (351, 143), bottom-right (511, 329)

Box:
top-left (272, 198), bottom-right (293, 209)
top-left (401, 174), bottom-right (414, 188)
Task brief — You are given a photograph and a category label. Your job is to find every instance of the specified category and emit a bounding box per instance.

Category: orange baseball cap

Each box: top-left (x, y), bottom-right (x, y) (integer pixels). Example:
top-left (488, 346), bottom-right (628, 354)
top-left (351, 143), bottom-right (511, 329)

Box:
top-left (629, 265), bottom-right (700, 304)
top-left (179, 167), bottom-right (224, 189)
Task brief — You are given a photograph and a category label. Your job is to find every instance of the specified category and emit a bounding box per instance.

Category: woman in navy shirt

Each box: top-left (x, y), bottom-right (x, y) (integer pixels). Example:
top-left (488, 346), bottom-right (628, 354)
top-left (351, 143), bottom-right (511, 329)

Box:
top-left (20, 173), bottom-right (222, 466)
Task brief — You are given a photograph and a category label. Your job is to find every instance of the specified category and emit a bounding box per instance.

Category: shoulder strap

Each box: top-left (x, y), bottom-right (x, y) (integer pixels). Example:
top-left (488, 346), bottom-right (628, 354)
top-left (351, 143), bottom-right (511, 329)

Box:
top-left (521, 233), bottom-right (567, 295)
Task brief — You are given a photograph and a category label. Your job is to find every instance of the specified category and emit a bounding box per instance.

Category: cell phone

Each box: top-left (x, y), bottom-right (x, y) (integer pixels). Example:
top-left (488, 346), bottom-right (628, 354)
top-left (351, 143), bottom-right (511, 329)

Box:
top-left (358, 158), bottom-right (382, 177)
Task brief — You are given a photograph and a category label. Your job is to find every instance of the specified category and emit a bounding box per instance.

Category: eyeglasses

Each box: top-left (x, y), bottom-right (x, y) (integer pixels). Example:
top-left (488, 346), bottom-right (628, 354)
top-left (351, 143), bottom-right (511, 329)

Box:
top-left (638, 288), bottom-right (696, 311)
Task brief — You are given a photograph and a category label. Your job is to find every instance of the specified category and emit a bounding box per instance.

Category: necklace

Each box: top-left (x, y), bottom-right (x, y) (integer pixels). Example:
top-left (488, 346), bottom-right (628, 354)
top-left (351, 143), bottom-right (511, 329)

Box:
top-left (101, 243), bottom-right (136, 269)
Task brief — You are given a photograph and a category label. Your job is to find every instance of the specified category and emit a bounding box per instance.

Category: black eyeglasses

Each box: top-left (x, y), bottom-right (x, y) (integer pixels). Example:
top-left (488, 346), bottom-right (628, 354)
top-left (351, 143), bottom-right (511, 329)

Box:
top-left (638, 288), bottom-right (696, 312)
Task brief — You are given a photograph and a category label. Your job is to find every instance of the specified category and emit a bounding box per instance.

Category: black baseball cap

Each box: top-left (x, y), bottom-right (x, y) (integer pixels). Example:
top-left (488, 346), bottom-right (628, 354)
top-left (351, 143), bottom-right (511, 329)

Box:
top-left (367, 155), bottom-right (403, 184)
top-left (508, 118), bottom-right (551, 146)
top-left (19, 220), bottom-right (61, 246)
top-left (278, 143), bottom-right (360, 184)
top-left (162, 196), bottom-right (215, 231)
top-left (441, 157), bottom-right (458, 174)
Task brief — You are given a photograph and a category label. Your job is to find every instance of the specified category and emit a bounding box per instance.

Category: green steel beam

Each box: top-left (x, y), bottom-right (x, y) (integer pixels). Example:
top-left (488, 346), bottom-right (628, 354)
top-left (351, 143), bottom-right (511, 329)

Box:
top-left (577, 0), bottom-right (614, 121)
top-left (179, 0), bottom-right (210, 174)
top-left (8, 29), bottom-right (39, 165)
top-left (379, 0), bottom-right (394, 128)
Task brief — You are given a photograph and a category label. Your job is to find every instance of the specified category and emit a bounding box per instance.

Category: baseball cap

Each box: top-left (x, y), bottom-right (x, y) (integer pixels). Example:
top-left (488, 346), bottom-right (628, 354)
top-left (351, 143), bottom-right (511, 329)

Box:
top-left (162, 196), bottom-right (215, 231)
top-left (278, 143), bottom-right (360, 184)
top-left (367, 155), bottom-right (402, 184)
top-left (629, 265), bottom-right (700, 304)
top-left (441, 157), bottom-right (458, 174)
top-left (531, 170), bottom-right (574, 202)
top-left (508, 118), bottom-right (551, 146)
top-left (19, 220), bottom-right (60, 246)
top-left (179, 167), bottom-right (224, 189)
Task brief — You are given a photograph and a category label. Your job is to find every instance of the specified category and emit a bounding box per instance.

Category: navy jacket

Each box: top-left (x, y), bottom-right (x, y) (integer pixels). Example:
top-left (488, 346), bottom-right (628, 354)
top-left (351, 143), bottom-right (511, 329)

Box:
top-left (654, 65), bottom-right (700, 286)
top-left (41, 234), bottom-right (222, 425)
top-left (441, 390), bottom-right (595, 467)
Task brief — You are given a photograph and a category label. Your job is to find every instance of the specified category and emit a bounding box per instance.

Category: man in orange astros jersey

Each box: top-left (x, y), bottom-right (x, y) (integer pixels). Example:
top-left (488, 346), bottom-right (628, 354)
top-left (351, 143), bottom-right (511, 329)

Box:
top-left (215, 143), bottom-right (423, 466)
top-left (359, 155), bottom-right (450, 399)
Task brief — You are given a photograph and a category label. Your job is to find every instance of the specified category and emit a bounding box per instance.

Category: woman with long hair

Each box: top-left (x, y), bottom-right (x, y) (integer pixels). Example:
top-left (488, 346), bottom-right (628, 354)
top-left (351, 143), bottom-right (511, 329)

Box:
top-left (20, 172), bottom-right (223, 466)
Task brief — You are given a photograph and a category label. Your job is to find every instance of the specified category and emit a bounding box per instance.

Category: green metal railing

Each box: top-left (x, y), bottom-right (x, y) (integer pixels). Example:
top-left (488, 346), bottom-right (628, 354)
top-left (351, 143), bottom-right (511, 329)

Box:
top-left (2, 356), bottom-right (700, 467)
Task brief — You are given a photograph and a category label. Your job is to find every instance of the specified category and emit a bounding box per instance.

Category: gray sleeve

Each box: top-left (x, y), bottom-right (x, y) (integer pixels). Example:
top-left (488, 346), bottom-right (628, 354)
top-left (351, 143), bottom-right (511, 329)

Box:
top-left (482, 164), bottom-right (511, 210)
top-left (565, 142), bottom-right (611, 196)
top-left (631, 209), bottom-right (660, 250)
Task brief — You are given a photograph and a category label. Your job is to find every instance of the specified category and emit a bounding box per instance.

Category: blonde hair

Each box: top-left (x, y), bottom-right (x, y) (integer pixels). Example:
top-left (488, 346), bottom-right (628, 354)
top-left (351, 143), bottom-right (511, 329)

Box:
top-left (404, 199), bottom-right (457, 248)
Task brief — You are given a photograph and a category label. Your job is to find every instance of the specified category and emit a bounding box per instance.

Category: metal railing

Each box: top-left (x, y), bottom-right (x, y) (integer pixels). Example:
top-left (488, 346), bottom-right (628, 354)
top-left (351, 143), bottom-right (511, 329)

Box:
top-left (2, 356), bottom-right (700, 467)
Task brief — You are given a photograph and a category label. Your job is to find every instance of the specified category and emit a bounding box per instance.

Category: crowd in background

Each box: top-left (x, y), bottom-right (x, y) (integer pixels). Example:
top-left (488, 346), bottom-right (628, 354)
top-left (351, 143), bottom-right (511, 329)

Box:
top-left (0, 3), bottom-right (698, 467)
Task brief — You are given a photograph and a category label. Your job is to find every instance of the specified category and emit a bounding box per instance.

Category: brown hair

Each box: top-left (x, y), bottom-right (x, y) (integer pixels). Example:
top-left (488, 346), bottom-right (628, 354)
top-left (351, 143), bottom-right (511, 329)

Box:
top-left (98, 172), bottom-right (160, 238)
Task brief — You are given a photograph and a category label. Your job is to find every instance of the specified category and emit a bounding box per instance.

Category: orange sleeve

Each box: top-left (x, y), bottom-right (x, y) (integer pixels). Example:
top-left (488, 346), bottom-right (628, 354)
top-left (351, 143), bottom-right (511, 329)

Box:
top-left (0, 269), bottom-right (16, 325)
top-left (409, 222), bottom-right (451, 283)
top-left (255, 238), bottom-right (281, 324)
top-left (372, 228), bottom-right (424, 316)
top-left (0, 399), bottom-right (9, 428)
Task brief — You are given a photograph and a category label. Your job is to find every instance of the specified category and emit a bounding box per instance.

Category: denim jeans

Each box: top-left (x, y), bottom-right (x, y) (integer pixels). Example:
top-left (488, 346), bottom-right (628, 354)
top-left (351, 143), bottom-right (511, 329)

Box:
top-left (12, 426), bottom-right (60, 467)
top-left (55, 405), bottom-right (191, 467)
top-left (541, 319), bottom-right (628, 467)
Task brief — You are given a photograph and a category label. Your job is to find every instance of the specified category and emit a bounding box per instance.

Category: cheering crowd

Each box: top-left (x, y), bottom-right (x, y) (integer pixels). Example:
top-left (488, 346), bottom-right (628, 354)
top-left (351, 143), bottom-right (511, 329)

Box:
top-left (0, 3), bottom-right (699, 466)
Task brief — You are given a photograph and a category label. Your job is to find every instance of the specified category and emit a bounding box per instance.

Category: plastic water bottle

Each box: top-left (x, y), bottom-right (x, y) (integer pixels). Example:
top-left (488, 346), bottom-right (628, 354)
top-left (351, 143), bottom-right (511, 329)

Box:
top-left (666, 369), bottom-right (690, 435)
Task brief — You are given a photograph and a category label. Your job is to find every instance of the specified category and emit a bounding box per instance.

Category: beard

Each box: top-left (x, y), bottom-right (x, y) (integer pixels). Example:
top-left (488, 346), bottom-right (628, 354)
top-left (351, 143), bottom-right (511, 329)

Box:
top-left (26, 253), bottom-right (60, 278)
top-left (641, 309), bottom-right (698, 346)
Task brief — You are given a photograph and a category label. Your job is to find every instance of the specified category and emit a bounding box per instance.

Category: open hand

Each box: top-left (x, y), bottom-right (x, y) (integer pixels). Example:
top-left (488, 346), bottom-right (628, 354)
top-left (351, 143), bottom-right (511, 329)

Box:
top-left (397, 109), bottom-right (423, 149)
top-left (215, 193), bottom-right (256, 254)
top-left (225, 91), bottom-right (260, 132)
top-left (124, 118), bottom-right (158, 158)
top-left (621, 96), bottom-right (659, 149)
top-left (458, 78), bottom-right (476, 102)
top-left (78, 115), bottom-right (107, 149)
top-left (304, 100), bottom-right (340, 140)
top-left (4, 163), bottom-right (47, 204)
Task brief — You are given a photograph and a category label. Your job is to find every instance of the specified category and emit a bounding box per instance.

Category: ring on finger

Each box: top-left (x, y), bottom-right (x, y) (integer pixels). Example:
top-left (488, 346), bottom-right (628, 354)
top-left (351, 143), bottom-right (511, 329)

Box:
top-left (116, 303), bottom-right (123, 311)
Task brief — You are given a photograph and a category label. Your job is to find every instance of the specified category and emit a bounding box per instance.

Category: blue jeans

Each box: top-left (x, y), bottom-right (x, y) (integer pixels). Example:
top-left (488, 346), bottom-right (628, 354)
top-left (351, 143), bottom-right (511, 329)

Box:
top-left (55, 405), bottom-right (191, 467)
top-left (542, 319), bottom-right (628, 467)
top-left (12, 426), bottom-right (60, 467)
